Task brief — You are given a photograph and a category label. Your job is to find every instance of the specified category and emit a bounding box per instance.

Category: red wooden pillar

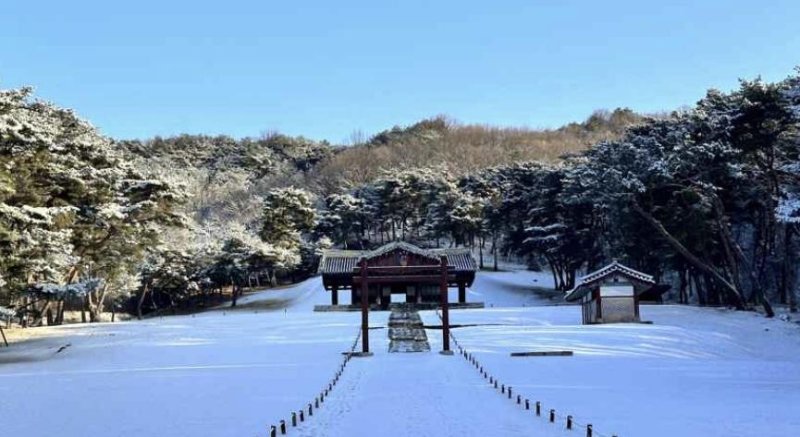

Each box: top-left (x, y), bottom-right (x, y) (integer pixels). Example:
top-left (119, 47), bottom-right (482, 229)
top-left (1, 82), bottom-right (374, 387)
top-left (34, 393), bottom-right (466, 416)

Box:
top-left (360, 258), bottom-right (369, 354)
top-left (458, 282), bottom-right (466, 304)
top-left (331, 285), bottom-right (338, 306)
top-left (440, 256), bottom-right (451, 353)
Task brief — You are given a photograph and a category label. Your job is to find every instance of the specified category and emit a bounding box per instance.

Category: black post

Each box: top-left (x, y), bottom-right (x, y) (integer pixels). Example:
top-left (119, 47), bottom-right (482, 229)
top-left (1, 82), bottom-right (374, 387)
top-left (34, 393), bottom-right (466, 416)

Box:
top-left (508, 387), bottom-right (512, 399)
top-left (308, 403), bottom-right (313, 416)
top-left (587, 424), bottom-right (593, 437)
top-left (291, 412), bottom-right (297, 427)
top-left (270, 425), bottom-right (276, 437)
top-left (567, 415), bottom-right (573, 430)
top-left (299, 410), bottom-right (304, 422)
top-left (536, 402), bottom-right (541, 416)
top-left (439, 256), bottom-right (451, 353)
top-left (549, 409), bottom-right (555, 423)
top-left (280, 420), bottom-right (286, 435)
top-left (525, 399), bottom-right (530, 410)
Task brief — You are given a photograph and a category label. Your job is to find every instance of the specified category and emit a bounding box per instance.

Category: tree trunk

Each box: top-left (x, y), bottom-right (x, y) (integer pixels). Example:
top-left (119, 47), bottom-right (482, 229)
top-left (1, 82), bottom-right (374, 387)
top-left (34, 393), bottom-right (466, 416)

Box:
top-left (492, 233), bottom-right (499, 272)
top-left (32, 298), bottom-right (50, 327)
top-left (631, 201), bottom-right (746, 310)
top-left (137, 283), bottom-right (150, 320)
top-left (89, 284), bottom-right (109, 323)
top-left (712, 195), bottom-right (775, 317)
top-left (230, 278), bottom-right (239, 307)
top-left (479, 235), bottom-right (484, 270)
top-left (678, 269), bottom-right (688, 304)
top-left (56, 300), bottom-right (65, 325)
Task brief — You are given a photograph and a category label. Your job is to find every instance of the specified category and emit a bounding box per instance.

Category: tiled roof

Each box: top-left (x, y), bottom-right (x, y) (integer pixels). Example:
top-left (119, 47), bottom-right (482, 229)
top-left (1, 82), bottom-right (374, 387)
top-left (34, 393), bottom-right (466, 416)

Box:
top-left (319, 243), bottom-right (477, 274)
top-left (363, 241), bottom-right (440, 262)
top-left (565, 261), bottom-right (655, 302)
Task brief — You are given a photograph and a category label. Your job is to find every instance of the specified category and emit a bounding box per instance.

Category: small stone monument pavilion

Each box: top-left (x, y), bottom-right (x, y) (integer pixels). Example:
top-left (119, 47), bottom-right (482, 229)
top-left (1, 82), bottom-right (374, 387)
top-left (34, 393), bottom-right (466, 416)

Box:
top-left (565, 261), bottom-right (655, 324)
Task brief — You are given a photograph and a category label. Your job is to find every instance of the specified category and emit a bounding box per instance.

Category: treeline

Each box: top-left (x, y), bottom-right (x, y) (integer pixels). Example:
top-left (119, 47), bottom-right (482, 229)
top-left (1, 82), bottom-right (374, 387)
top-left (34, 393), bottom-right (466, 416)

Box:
top-left (0, 99), bottom-right (638, 325)
top-left (2, 68), bottom-right (797, 325)
top-left (314, 109), bottom-right (643, 192)
top-left (0, 89), bottom-right (326, 325)
top-left (317, 72), bottom-right (800, 315)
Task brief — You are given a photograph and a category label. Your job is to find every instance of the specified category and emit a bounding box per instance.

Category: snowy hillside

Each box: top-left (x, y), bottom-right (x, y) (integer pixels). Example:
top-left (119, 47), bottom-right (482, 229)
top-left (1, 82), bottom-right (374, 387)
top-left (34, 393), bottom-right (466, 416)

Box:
top-left (2, 271), bottom-right (799, 436)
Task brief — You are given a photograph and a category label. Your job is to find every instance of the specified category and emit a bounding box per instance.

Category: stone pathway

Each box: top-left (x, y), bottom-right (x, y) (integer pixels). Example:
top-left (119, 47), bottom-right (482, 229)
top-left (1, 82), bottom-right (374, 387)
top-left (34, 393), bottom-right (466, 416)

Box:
top-left (387, 306), bottom-right (430, 353)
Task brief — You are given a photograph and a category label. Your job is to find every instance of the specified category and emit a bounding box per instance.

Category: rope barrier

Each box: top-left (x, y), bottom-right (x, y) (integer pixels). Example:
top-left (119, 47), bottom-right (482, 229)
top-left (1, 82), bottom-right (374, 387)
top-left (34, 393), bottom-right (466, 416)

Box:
top-left (268, 327), bottom-right (361, 435)
top-left (436, 310), bottom-right (619, 437)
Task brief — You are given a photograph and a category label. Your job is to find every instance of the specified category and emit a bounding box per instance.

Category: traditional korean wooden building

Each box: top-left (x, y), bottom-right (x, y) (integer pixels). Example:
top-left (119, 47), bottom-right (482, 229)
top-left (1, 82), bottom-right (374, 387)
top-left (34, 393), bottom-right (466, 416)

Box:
top-left (319, 242), bottom-right (477, 309)
top-left (565, 261), bottom-right (656, 324)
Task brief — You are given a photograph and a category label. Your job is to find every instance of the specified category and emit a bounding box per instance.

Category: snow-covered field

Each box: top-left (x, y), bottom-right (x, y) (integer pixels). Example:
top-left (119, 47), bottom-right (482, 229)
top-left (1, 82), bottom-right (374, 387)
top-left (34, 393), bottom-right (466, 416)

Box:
top-left (2, 271), bottom-right (800, 436)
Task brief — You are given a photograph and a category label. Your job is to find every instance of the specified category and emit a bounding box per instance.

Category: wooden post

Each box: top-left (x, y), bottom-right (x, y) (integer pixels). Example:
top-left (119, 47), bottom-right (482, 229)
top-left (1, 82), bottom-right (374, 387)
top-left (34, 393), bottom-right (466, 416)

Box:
top-left (595, 289), bottom-right (602, 322)
top-left (360, 258), bottom-right (369, 354)
top-left (458, 282), bottom-right (466, 303)
top-left (351, 289), bottom-right (357, 305)
top-left (331, 285), bottom-right (338, 306)
top-left (440, 256), bottom-right (451, 354)
top-left (0, 326), bottom-right (7, 347)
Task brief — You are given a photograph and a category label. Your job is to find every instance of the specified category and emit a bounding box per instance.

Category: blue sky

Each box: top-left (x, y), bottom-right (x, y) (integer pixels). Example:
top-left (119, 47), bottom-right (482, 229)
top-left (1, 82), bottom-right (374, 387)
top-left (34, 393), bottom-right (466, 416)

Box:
top-left (1, 1), bottom-right (798, 143)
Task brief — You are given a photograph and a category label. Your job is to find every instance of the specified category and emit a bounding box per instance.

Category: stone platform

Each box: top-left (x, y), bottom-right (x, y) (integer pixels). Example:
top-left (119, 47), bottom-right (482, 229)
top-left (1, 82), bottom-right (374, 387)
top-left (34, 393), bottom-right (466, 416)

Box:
top-left (388, 307), bottom-right (430, 353)
top-left (313, 302), bottom-right (484, 312)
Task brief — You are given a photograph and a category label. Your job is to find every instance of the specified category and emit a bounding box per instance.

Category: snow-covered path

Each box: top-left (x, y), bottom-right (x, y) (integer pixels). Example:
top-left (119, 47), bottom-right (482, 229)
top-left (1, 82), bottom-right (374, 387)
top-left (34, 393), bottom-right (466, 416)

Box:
top-left (2, 271), bottom-right (800, 436)
top-left (295, 313), bottom-right (569, 437)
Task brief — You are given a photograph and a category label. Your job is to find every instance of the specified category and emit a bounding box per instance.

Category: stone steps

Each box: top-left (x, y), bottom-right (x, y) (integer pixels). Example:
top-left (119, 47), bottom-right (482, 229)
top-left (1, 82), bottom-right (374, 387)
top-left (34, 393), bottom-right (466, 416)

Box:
top-left (388, 307), bottom-right (430, 353)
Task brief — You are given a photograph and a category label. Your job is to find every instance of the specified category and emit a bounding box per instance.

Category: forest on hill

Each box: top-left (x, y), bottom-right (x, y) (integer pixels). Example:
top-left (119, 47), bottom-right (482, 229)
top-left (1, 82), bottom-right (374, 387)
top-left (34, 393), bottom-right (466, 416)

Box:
top-left (1, 69), bottom-right (799, 325)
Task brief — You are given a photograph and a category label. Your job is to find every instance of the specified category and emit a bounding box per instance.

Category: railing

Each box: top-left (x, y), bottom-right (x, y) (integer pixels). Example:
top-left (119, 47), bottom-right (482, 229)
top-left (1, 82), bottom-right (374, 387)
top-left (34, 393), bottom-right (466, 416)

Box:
top-left (438, 310), bottom-right (620, 437)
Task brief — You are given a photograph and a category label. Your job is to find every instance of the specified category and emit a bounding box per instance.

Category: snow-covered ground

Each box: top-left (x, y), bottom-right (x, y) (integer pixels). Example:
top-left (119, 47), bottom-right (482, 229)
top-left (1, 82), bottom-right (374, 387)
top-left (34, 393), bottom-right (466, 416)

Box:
top-left (2, 271), bottom-right (800, 436)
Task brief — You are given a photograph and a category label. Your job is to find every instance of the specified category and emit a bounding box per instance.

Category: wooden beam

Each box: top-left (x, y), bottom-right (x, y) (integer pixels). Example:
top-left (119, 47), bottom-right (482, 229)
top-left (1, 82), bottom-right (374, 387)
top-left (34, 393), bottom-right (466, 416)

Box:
top-left (360, 258), bottom-right (369, 354)
top-left (352, 275), bottom-right (457, 284)
top-left (355, 265), bottom-right (451, 273)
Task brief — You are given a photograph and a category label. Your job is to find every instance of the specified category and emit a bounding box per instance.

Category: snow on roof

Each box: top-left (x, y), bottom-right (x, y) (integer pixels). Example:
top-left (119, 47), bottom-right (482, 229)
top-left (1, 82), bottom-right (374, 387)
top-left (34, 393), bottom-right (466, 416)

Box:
top-left (363, 241), bottom-right (439, 262)
top-left (319, 242), bottom-right (476, 274)
top-left (565, 261), bottom-right (655, 302)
